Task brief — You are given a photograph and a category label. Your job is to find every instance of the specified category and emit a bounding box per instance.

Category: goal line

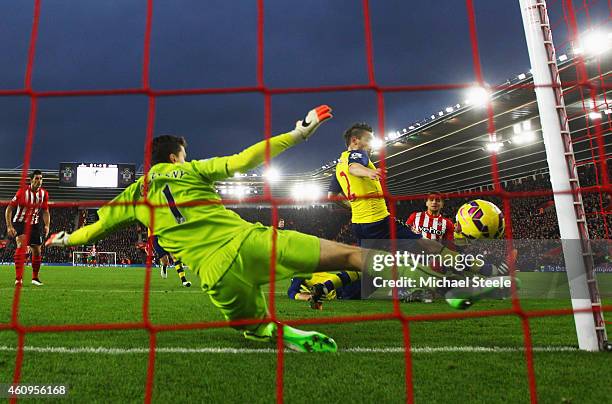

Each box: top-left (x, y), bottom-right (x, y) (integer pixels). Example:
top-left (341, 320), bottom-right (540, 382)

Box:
top-left (0, 345), bottom-right (579, 355)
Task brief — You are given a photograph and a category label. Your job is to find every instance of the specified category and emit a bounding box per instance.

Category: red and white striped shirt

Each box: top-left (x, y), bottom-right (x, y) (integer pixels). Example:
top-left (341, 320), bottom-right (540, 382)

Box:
top-left (9, 186), bottom-right (49, 225)
top-left (406, 211), bottom-right (454, 240)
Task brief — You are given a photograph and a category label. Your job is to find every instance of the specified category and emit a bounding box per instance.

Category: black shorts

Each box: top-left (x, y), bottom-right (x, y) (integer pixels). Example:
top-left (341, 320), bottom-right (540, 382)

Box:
top-left (152, 236), bottom-right (170, 258)
top-left (13, 222), bottom-right (45, 246)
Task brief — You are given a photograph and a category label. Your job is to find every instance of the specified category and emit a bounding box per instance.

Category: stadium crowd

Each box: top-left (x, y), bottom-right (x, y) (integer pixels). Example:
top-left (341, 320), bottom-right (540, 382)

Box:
top-left (0, 164), bottom-right (609, 264)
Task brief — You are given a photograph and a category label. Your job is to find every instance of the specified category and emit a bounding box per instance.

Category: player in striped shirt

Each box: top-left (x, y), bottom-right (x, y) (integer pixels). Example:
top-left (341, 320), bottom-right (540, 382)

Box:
top-left (402, 192), bottom-right (454, 302)
top-left (5, 170), bottom-right (50, 286)
top-left (406, 192), bottom-right (454, 241)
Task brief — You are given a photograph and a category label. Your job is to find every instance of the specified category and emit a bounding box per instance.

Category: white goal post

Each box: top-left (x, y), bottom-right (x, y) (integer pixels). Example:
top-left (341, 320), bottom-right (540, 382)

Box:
top-left (519, 0), bottom-right (608, 351)
top-left (72, 251), bottom-right (117, 267)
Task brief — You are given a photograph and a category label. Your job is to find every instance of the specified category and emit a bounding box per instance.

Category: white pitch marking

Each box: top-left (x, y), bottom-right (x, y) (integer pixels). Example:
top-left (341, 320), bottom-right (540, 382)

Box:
top-left (0, 345), bottom-right (579, 355)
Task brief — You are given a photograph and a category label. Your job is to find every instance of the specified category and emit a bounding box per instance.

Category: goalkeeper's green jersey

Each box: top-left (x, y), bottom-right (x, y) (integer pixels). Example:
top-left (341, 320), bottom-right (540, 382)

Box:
top-left (67, 133), bottom-right (299, 289)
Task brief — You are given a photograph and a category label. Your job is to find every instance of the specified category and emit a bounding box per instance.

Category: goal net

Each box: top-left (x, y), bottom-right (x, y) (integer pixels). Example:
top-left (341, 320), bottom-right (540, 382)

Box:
top-left (72, 251), bottom-right (117, 267)
top-left (3, 0), bottom-right (611, 402)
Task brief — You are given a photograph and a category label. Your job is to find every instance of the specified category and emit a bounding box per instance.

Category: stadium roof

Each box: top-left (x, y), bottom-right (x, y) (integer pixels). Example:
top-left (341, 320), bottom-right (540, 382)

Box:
top-left (315, 53), bottom-right (611, 195)
top-left (0, 53), bottom-right (610, 203)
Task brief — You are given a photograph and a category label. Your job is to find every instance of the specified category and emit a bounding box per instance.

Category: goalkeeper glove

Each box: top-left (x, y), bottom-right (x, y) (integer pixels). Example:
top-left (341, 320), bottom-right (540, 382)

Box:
top-left (45, 231), bottom-right (71, 247)
top-left (290, 105), bottom-right (333, 142)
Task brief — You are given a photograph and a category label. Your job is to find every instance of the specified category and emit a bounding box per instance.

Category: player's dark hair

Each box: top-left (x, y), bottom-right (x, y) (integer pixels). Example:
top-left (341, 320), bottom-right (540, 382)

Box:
top-left (152, 135), bottom-right (187, 165)
top-left (30, 170), bottom-right (42, 179)
top-left (427, 191), bottom-right (443, 200)
top-left (343, 123), bottom-right (373, 147)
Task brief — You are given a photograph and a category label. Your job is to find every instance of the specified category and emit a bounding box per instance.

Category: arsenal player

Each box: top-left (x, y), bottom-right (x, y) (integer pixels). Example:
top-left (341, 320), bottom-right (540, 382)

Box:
top-left (406, 192), bottom-right (454, 241)
top-left (5, 170), bottom-right (50, 286)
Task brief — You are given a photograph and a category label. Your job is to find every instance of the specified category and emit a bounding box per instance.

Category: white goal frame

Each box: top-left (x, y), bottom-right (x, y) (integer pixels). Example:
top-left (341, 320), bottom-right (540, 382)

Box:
top-left (72, 251), bottom-right (117, 267)
top-left (519, 0), bottom-right (608, 351)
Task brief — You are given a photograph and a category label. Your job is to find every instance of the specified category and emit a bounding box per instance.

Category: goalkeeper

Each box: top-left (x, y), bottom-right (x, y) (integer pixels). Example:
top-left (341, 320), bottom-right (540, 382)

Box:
top-left (47, 105), bottom-right (371, 353)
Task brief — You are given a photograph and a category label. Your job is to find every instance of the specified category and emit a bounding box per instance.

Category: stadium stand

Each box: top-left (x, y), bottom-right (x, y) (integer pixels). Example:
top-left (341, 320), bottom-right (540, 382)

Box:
top-left (0, 160), bottom-right (608, 263)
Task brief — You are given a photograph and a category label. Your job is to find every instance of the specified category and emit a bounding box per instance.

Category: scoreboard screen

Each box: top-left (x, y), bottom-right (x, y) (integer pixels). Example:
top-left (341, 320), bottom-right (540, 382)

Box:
top-left (59, 163), bottom-right (136, 188)
top-left (76, 165), bottom-right (118, 188)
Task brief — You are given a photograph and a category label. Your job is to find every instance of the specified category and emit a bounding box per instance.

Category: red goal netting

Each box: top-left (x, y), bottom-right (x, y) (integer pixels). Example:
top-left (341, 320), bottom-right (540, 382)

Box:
top-left (1, 0), bottom-right (610, 403)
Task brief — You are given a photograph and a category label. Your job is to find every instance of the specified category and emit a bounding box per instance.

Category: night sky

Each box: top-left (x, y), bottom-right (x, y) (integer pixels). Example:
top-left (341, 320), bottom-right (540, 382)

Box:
top-left (0, 0), bottom-right (606, 173)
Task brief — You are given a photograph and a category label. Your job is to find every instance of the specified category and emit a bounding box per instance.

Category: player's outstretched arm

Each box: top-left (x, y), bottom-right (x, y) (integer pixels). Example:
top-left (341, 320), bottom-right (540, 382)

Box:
top-left (46, 221), bottom-right (108, 247)
top-left (225, 105), bottom-right (333, 176)
top-left (46, 182), bottom-right (140, 248)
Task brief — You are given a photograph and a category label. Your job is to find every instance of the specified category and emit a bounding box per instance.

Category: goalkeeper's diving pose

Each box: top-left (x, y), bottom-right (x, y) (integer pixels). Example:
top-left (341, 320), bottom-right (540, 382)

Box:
top-left (46, 105), bottom-right (507, 352)
top-left (46, 105), bottom-right (373, 352)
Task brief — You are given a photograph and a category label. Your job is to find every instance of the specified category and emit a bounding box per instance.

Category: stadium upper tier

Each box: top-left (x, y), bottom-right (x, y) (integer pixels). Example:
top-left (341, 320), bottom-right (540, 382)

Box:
top-left (314, 52), bottom-right (610, 195)
top-left (0, 54), bottom-right (609, 202)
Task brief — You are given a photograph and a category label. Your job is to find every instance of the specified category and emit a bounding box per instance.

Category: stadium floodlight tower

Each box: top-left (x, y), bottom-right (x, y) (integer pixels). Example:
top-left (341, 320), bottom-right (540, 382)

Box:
top-left (519, 0), bottom-right (609, 351)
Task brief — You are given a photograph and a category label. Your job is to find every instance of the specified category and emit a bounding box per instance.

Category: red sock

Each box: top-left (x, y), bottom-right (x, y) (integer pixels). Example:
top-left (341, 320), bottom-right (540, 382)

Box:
top-left (32, 255), bottom-right (42, 279)
top-left (14, 248), bottom-right (26, 280)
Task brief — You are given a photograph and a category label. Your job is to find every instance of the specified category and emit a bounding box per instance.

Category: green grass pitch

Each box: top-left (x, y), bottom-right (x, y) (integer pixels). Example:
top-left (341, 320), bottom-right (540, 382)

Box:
top-left (0, 265), bottom-right (610, 403)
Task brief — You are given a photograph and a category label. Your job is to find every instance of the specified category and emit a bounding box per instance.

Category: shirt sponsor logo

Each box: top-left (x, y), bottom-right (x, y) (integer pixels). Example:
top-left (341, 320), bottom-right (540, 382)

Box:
top-left (415, 226), bottom-right (445, 236)
top-left (349, 152), bottom-right (363, 160)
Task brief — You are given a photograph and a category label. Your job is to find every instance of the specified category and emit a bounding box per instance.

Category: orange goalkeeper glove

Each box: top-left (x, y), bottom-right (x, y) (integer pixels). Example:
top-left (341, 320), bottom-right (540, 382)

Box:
top-left (290, 105), bottom-right (333, 142)
top-left (46, 231), bottom-right (71, 247)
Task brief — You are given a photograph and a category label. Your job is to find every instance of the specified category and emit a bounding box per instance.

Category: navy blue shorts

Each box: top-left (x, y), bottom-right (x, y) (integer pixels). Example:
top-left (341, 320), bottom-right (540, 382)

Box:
top-left (152, 236), bottom-right (170, 258)
top-left (337, 281), bottom-right (362, 300)
top-left (352, 216), bottom-right (421, 245)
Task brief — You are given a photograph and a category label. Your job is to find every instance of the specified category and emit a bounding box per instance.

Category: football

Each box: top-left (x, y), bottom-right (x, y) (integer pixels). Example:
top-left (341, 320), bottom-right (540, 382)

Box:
top-left (455, 200), bottom-right (505, 240)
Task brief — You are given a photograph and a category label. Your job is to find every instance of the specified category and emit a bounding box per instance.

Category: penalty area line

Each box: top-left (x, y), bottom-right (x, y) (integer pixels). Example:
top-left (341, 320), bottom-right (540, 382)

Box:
top-left (0, 345), bottom-right (579, 354)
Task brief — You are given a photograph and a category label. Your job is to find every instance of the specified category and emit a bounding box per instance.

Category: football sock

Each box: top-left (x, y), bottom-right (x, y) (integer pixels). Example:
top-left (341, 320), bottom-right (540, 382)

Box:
top-left (175, 260), bottom-right (188, 283)
top-left (32, 254), bottom-right (42, 279)
top-left (14, 247), bottom-right (26, 281)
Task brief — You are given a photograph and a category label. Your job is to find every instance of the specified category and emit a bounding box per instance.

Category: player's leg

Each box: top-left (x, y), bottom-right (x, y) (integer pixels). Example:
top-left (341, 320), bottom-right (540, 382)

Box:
top-left (159, 254), bottom-right (170, 279)
top-left (153, 236), bottom-right (169, 279)
top-left (206, 227), bottom-right (337, 352)
top-left (13, 222), bottom-right (27, 285)
top-left (317, 239), bottom-right (365, 272)
top-left (172, 258), bottom-right (191, 287)
top-left (30, 224), bottom-right (44, 286)
top-left (206, 253), bottom-right (336, 352)
top-left (30, 245), bottom-right (43, 286)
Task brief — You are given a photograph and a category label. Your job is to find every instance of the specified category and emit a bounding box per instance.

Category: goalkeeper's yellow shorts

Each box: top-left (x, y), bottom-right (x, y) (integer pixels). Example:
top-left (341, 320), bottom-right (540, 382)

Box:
top-left (206, 226), bottom-right (320, 331)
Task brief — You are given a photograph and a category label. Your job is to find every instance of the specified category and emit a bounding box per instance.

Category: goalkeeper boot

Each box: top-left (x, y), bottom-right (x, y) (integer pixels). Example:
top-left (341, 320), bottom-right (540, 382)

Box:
top-left (446, 296), bottom-right (473, 310)
top-left (281, 325), bottom-right (338, 353)
top-left (244, 323), bottom-right (338, 353)
top-left (445, 276), bottom-right (514, 310)
top-left (160, 265), bottom-right (168, 279)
